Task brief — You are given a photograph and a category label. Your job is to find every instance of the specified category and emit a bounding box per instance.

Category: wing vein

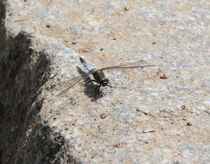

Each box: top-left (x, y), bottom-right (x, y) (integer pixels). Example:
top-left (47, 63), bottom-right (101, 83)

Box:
top-left (57, 72), bottom-right (92, 96)
top-left (100, 64), bottom-right (155, 71)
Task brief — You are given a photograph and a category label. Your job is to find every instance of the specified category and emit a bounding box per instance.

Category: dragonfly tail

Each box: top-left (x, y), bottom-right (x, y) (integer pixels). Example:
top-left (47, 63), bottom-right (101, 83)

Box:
top-left (79, 57), bottom-right (94, 72)
top-left (79, 57), bottom-right (85, 64)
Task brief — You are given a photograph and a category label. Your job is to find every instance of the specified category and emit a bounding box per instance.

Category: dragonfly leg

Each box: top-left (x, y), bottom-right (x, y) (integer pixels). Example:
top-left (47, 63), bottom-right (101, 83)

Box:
top-left (107, 82), bottom-right (112, 88)
top-left (85, 79), bottom-right (98, 85)
top-left (91, 79), bottom-right (99, 84)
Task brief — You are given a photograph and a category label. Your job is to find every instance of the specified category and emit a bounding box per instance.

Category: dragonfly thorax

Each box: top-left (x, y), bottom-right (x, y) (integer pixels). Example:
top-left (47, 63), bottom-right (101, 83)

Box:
top-left (92, 70), bottom-right (109, 86)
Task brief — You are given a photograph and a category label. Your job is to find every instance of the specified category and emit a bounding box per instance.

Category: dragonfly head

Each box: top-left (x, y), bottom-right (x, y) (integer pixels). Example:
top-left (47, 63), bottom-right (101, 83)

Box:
top-left (101, 78), bottom-right (109, 86)
top-left (101, 78), bottom-right (112, 88)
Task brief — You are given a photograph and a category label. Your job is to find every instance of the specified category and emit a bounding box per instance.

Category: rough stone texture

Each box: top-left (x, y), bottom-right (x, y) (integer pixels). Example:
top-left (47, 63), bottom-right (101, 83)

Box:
top-left (0, 0), bottom-right (210, 163)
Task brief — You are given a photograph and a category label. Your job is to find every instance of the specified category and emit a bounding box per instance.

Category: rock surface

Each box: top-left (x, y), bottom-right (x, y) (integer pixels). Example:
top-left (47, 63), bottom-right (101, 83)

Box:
top-left (0, 0), bottom-right (210, 163)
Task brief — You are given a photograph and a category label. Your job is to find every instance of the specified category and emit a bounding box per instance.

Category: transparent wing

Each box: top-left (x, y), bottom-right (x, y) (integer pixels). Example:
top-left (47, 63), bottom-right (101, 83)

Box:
top-left (57, 72), bottom-right (91, 96)
top-left (100, 61), bottom-right (155, 71)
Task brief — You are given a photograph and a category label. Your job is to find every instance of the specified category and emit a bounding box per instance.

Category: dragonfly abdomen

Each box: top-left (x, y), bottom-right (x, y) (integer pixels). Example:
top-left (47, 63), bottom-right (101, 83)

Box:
top-left (80, 57), bottom-right (94, 72)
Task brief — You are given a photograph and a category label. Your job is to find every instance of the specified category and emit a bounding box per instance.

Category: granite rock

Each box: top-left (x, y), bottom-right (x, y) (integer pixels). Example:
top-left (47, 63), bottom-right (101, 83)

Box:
top-left (0, 0), bottom-right (209, 163)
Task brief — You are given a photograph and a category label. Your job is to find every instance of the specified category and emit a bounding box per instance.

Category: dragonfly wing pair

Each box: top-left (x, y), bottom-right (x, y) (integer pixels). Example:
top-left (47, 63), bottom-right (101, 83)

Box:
top-left (57, 72), bottom-right (91, 96)
top-left (57, 57), bottom-right (155, 96)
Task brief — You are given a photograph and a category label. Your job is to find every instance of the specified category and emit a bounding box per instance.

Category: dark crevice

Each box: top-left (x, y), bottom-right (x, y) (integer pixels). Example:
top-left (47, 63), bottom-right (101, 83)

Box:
top-left (0, 30), bottom-right (51, 163)
top-left (0, 2), bottom-right (61, 163)
top-left (0, 1), bottom-right (81, 163)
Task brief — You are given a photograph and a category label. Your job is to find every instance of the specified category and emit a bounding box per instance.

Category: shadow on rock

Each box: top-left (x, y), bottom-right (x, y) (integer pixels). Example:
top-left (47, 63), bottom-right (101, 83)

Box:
top-left (76, 66), bottom-right (103, 101)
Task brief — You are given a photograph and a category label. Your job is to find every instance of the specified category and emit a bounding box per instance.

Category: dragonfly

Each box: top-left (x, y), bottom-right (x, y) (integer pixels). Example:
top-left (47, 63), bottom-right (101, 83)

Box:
top-left (58, 57), bottom-right (155, 96)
